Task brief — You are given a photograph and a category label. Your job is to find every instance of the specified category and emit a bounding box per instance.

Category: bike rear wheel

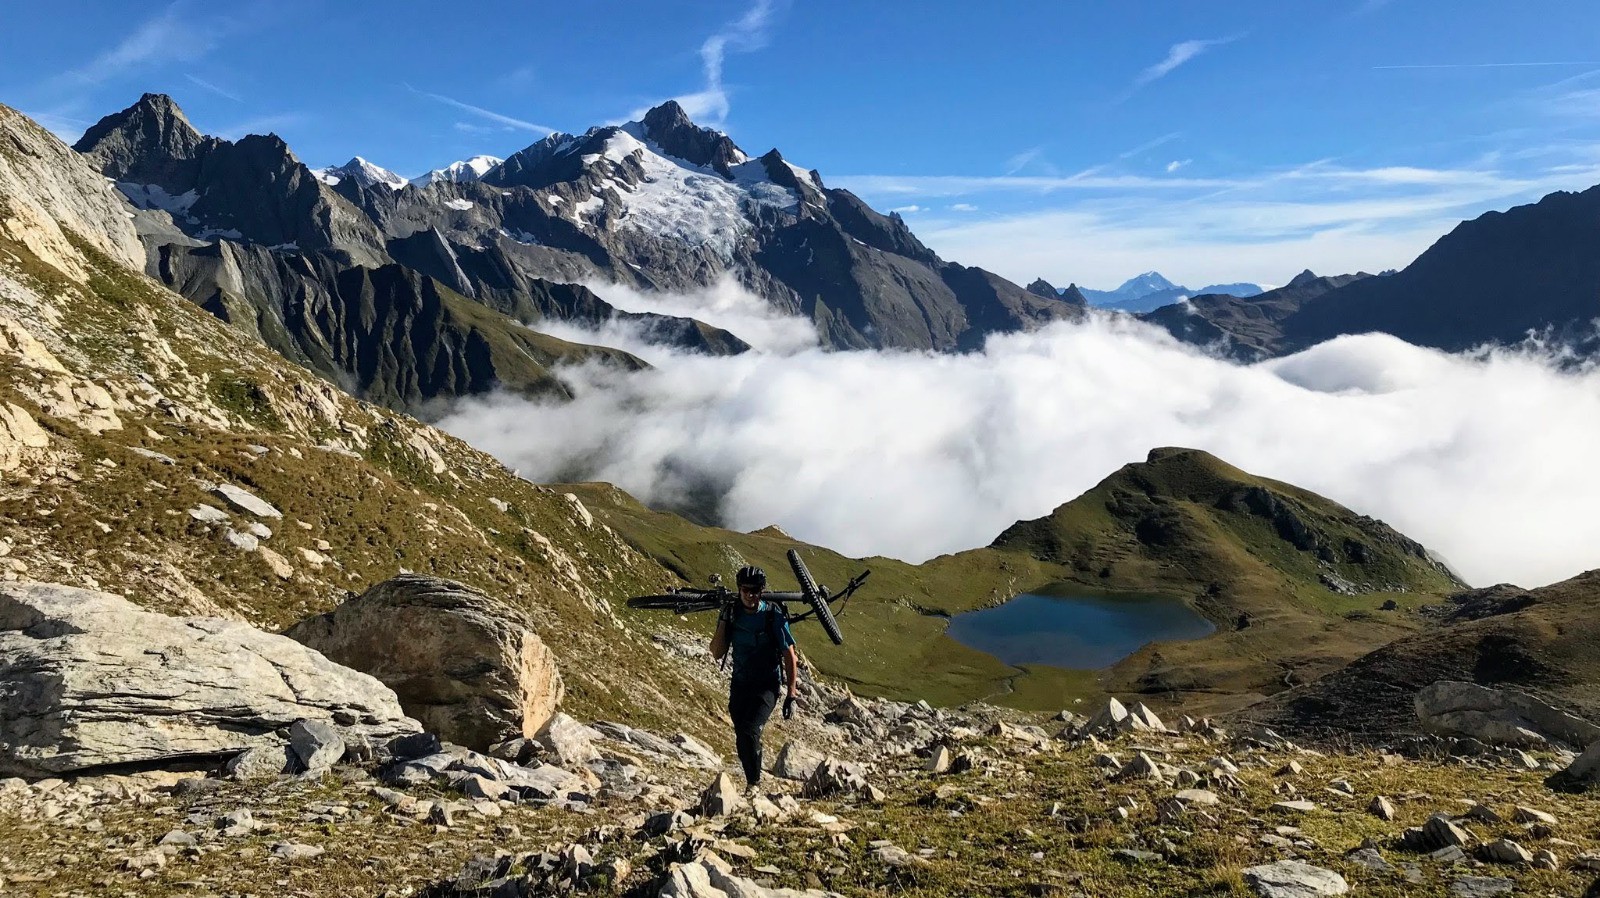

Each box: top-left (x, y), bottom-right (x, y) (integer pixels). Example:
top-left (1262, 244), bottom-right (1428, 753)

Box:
top-left (627, 594), bottom-right (721, 614)
top-left (787, 549), bottom-right (844, 645)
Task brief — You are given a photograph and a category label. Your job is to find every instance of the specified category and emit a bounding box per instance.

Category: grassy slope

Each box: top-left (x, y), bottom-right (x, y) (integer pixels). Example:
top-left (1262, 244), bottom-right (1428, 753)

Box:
top-left (0, 230), bottom-right (731, 742)
top-left (572, 447), bottom-right (1466, 716)
top-left (562, 483), bottom-right (1071, 708)
top-left (1249, 568), bottom-right (1600, 738)
top-left (992, 448), bottom-right (1464, 712)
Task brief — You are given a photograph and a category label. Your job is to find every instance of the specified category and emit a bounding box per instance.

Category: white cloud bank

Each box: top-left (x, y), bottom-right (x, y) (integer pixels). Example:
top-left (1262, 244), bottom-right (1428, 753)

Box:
top-left (439, 315), bottom-right (1600, 590)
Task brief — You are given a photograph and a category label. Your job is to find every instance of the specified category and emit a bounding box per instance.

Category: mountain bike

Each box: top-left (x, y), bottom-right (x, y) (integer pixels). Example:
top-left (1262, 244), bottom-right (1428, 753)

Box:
top-left (626, 549), bottom-right (865, 645)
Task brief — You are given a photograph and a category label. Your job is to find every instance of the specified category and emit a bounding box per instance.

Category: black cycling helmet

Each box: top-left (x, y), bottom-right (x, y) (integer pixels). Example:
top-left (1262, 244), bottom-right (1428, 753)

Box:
top-left (735, 566), bottom-right (767, 591)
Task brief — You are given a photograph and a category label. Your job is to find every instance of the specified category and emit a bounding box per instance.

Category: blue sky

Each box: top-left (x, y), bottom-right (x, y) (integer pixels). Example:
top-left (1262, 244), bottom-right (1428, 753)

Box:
top-left (7, 0), bottom-right (1600, 288)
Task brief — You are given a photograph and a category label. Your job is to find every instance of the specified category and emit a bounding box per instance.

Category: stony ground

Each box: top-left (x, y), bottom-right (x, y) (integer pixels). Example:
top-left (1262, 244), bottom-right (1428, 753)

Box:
top-left (3, 691), bottom-right (1598, 898)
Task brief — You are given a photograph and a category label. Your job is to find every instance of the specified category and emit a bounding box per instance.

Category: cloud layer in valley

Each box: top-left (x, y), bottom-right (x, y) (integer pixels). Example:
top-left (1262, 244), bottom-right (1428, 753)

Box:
top-left (440, 312), bottom-right (1600, 590)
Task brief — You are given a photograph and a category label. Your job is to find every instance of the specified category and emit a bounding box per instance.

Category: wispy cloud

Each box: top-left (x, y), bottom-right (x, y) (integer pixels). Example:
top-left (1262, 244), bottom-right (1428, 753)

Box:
top-left (833, 172), bottom-right (1239, 197)
top-left (890, 204), bottom-right (924, 214)
top-left (1003, 147), bottom-right (1057, 176)
top-left (637, 0), bottom-right (781, 125)
top-left (1166, 159), bottom-right (1191, 173)
top-left (1132, 37), bottom-right (1237, 89)
top-left (950, 203), bottom-right (979, 212)
top-left (836, 149), bottom-right (1600, 288)
top-left (409, 85), bottom-right (555, 135)
top-left (59, 2), bottom-right (227, 85)
top-left (1119, 131), bottom-right (1184, 159)
top-left (1374, 62), bottom-right (1600, 70)
top-left (184, 73), bottom-right (241, 102)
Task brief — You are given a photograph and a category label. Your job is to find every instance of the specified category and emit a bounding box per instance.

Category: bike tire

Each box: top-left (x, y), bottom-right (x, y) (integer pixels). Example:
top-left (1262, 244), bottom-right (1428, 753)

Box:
top-left (811, 591), bottom-right (845, 645)
top-left (626, 594), bottom-right (695, 609)
top-left (787, 549), bottom-right (843, 645)
top-left (627, 594), bottom-right (721, 614)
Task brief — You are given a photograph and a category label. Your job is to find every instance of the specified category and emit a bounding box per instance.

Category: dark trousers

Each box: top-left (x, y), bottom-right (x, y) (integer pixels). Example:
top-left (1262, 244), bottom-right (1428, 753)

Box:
top-left (728, 678), bottom-right (779, 786)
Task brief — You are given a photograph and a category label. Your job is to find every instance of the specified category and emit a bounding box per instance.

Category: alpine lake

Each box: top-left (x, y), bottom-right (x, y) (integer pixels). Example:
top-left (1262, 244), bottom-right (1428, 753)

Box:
top-left (945, 584), bottom-right (1216, 671)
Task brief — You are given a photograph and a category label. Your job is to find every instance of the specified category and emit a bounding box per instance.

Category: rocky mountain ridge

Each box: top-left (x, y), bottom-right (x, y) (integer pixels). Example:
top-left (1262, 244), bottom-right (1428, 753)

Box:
top-left (74, 93), bottom-right (1084, 384)
top-left (1070, 271), bottom-right (1267, 313)
top-left (1145, 183), bottom-right (1600, 359)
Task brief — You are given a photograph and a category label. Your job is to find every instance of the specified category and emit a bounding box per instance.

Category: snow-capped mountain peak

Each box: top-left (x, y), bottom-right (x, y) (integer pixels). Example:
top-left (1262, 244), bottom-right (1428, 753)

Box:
top-left (410, 155), bottom-right (503, 188)
top-left (1114, 270), bottom-right (1179, 296)
top-left (314, 156), bottom-right (408, 191)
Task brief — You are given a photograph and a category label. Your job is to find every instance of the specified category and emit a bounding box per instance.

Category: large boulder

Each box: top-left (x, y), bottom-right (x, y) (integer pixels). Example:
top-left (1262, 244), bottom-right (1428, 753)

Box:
top-left (286, 575), bottom-right (563, 750)
top-left (0, 581), bottom-right (418, 777)
top-left (1415, 681), bottom-right (1600, 748)
top-left (1547, 740), bottom-right (1600, 792)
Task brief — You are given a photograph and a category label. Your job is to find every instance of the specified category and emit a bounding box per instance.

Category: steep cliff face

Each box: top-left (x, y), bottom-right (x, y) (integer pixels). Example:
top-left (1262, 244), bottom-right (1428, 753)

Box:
top-left (57, 97), bottom-right (738, 411)
top-left (0, 104), bottom-right (145, 278)
top-left (80, 94), bottom-right (1084, 357)
top-left (74, 93), bottom-right (390, 267)
top-left (153, 240), bottom-right (648, 411)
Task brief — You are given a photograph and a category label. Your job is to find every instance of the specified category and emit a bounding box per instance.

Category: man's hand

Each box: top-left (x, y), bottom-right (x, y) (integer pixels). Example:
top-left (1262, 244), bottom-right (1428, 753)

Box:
top-left (719, 598), bottom-right (737, 625)
top-left (782, 695), bottom-right (797, 720)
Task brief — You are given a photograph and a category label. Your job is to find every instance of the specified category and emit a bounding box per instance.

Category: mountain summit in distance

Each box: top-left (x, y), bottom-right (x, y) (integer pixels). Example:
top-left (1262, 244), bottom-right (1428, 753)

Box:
top-left (1076, 270), bottom-right (1265, 312)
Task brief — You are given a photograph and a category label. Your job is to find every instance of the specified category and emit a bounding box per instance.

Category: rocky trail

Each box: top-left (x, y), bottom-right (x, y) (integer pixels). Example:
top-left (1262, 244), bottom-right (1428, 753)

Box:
top-left (4, 617), bottom-right (1600, 898)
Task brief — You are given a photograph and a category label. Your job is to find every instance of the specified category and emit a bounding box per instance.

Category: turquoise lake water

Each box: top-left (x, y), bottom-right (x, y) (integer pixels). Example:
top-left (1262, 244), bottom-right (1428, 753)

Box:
top-left (944, 588), bottom-right (1216, 669)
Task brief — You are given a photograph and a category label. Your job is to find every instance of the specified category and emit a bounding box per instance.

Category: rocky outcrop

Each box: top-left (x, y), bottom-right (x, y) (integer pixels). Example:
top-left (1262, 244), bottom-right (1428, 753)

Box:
top-left (1547, 740), bottom-right (1600, 792)
top-left (0, 103), bottom-right (146, 278)
top-left (0, 402), bottom-right (50, 472)
top-left (286, 575), bottom-right (564, 750)
top-left (1242, 860), bottom-right (1350, 897)
top-left (1415, 681), bottom-right (1600, 748)
top-left (0, 581), bottom-right (419, 776)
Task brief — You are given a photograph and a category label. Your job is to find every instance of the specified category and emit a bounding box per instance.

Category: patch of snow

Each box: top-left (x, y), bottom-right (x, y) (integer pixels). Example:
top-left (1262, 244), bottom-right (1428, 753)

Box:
top-left (411, 155), bottom-right (503, 187)
top-left (499, 228), bottom-right (540, 245)
top-left (268, 242), bottom-right (300, 252)
top-left (546, 194), bottom-right (564, 205)
top-left (195, 227), bottom-right (244, 242)
top-left (783, 161), bottom-right (820, 188)
top-left (117, 183), bottom-right (200, 219)
top-left (315, 157), bottom-right (407, 190)
top-left (557, 123), bottom-right (798, 260)
top-left (443, 198), bottom-right (475, 211)
top-left (572, 196), bottom-right (603, 216)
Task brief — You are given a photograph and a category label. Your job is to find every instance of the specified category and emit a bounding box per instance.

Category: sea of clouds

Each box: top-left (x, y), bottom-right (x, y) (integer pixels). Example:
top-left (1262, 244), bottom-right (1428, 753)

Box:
top-left (438, 281), bottom-right (1600, 590)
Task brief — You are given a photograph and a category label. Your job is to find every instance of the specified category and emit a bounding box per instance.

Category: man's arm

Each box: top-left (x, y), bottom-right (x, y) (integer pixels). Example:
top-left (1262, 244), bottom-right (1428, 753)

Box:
top-left (711, 616), bottom-right (730, 662)
top-left (782, 645), bottom-right (799, 698)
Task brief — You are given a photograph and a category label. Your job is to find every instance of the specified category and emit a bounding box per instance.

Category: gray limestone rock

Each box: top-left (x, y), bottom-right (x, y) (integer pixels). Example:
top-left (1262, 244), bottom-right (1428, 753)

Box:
top-left (287, 575), bottom-right (564, 751)
top-left (1548, 740), bottom-right (1600, 792)
top-left (1242, 860), bottom-right (1350, 898)
top-left (535, 713), bottom-right (601, 767)
top-left (1416, 680), bottom-right (1600, 748)
top-left (225, 745), bottom-right (295, 780)
top-left (1450, 877), bottom-right (1514, 897)
top-left (699, 772), bottom-right (743, 817)
top-left (288, 719), bottom-right (345, 773)
top-left (210, 482), bottom-right (282, 519)
top-left (773, 740), bottom-right (824, 781)
top-left (0, 581), bottom-right (419, 777)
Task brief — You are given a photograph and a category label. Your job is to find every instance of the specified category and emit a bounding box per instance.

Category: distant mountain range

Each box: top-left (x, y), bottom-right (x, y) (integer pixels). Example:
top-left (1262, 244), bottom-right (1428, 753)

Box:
top-left (1064, 271), bottom-right (1266, 313)
top-left (27, 88), bottom-right (1600, 407)
top-left (1139, 184), bottom-right (1600, 360)
top-left (70, 93), bottom-right (1082, 413)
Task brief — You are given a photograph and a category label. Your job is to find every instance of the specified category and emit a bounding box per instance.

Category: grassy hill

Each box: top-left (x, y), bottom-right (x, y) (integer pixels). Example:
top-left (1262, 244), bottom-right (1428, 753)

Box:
top-left (1248, 568), bottom-right (1600, 739)
top-left (570, 448), bottom-right (1466, 715)
top-left (990, 447), bottom-right (1464, 711)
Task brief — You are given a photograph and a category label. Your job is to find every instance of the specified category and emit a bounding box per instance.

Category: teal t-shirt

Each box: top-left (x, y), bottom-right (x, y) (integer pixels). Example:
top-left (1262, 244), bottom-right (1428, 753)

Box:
top-left (728, 600), bottom-right (796, 685)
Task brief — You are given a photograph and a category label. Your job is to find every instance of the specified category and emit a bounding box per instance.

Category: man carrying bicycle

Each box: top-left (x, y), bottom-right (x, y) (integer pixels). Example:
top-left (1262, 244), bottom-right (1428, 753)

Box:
top-left (710, 565), bottom-right (799, 788)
